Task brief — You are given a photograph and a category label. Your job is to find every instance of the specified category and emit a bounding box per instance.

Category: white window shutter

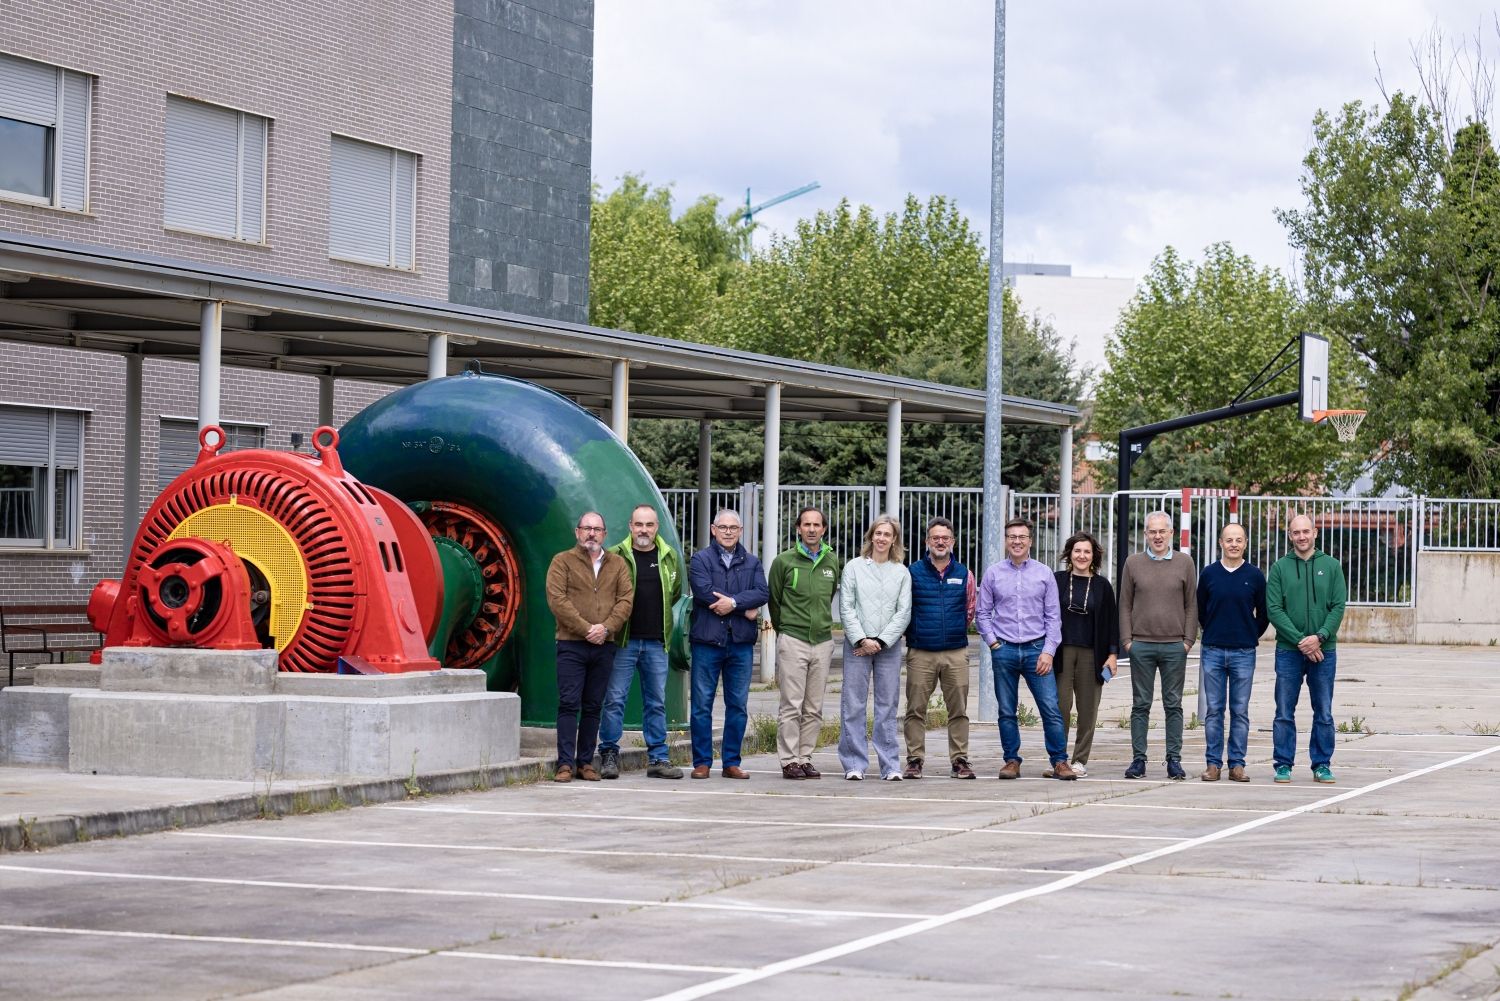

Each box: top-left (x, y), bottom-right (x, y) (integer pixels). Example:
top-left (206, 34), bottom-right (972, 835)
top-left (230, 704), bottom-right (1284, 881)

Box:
top-left (164, 97), bottom-right (239, 237)
top-left (330, 136), bottom-right (396, 265)
top-left (57, 71), bottom-right (90, 211)
top-left (240, 113), bottom-right (266, 241)
top-left (0, 55), bottom-right (57, 124)
top-left (0, 406), bottom-right (52, 465)
top-left (52, 411), bottom-right (82, 470)
top-left (393, 150), bottom-right (415, 269)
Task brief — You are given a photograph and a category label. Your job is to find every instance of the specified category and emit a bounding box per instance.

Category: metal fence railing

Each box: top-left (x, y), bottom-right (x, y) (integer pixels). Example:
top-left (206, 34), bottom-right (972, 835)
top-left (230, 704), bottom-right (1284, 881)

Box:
top-left (662, 488), bottom-right (1496, 607)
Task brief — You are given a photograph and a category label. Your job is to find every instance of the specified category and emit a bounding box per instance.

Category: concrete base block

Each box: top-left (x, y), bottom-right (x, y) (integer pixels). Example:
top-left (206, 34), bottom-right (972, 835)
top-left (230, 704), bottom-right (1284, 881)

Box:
top-left (273, 668), bottom-right (487, 698)
top-left (33, 664), bottom-right (102, 689)
top-left (100, 648), bottom-right (279, 695)
top-left (0, 687), bottom-right (91, 767)
top-left (66, 690), bottom-right (520, 781)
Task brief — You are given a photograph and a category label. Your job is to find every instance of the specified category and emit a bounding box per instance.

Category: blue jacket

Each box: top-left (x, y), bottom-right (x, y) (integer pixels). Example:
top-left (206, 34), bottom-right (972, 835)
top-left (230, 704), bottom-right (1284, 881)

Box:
top-left (688, 541), bottom-right (769, 647)
top-left (1197, 560), bottom-right (1269, 650)
top-left (906, 553), bottom-right (973, 652)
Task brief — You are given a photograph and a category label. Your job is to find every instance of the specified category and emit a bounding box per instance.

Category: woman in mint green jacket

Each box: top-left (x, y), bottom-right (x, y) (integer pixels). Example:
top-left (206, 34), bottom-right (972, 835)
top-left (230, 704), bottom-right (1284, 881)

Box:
top-left (838, 515), bottom-right (913, 781)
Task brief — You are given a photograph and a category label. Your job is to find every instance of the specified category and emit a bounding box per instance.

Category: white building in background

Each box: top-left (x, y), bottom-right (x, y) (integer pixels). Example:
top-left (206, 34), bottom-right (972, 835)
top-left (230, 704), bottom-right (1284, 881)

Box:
top-left (1004, 262), bottom-right (1138, 384)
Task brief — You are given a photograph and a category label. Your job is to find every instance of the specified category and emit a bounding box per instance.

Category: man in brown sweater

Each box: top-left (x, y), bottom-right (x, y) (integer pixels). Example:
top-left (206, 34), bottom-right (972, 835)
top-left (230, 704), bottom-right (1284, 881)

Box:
top-left (1119, 511), bottom-right (1198, 780)
top-left (545, 511), bottom-right (634, 782)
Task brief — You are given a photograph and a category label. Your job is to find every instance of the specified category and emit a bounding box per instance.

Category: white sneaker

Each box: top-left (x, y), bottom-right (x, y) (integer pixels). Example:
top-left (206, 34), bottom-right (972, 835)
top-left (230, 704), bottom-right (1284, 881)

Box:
top-left (1073, 763), bottom-right (1088, 777)
top-left (845, 770), bottom-right (863, 781)
top-left (882, 773), bottom-right (903, 781)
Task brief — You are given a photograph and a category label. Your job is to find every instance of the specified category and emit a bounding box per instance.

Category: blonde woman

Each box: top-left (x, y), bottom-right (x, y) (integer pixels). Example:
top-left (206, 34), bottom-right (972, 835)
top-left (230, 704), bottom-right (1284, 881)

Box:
top-left (838, 515), bottom-right (913, 781)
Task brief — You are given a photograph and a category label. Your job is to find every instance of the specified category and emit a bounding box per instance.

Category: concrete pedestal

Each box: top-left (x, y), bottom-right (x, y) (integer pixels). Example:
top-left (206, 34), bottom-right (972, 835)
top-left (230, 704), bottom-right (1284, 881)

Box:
top-left (1, 648), bottom-right (520, 780)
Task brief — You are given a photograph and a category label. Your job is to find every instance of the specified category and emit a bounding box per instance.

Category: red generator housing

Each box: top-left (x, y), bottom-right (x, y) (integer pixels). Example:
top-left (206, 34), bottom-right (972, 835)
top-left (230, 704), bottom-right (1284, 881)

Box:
top-left (90, 425), bottom-right (443, 673)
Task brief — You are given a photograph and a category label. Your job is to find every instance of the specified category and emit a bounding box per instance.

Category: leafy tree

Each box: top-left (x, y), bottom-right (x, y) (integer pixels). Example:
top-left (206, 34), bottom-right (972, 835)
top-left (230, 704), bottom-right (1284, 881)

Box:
top-left (1280, 94), bottom-right (1500, 496)
top-left (1091, 244), bottom-right (1359, 493)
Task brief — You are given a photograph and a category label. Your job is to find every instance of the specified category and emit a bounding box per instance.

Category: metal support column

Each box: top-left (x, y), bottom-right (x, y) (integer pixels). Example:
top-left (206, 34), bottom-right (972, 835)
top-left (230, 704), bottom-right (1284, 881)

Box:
top-left (317, 374), bottom-right (335, 428)
top-left (979, 0), bottom-right (1006, 724)
top-left (198, 300), bottom-right (222, 431)
top-left (122, 352), bottom-right (142, 543)
top-left (611, 359), bottom-right (629, 443)
top-left (885, 399), bottom-right (902, 517)
top-left (696, 420), bottom-right (712, 551)
top-left (1058, 425), bottom-right (1074, 549)
top-left (427, 333), bottom-right (448, 380)
top-left (760, 384), bottom-right (782, 684)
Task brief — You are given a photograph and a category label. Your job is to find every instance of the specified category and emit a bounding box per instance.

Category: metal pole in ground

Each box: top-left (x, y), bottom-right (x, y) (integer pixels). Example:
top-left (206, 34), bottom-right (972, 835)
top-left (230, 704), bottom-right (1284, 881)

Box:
top-left (979, 0), bottom-right (1006, 724)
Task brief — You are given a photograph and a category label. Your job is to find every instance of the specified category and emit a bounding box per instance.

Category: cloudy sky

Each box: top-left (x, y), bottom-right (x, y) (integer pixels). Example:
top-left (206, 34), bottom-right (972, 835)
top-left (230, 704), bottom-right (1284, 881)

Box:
top-left (593, 1), bottom-right (1497, 289)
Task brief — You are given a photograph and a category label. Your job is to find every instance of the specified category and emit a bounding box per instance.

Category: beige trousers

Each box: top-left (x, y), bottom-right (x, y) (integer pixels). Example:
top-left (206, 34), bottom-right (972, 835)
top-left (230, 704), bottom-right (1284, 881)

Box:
top-left (776, 633), bottom-right (833, 765)
top-left (902, 646), bottom-right (971, 763)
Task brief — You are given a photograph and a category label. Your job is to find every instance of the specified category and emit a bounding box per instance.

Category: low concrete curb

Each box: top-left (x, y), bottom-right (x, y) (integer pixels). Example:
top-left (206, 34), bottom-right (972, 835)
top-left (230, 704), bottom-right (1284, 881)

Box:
top-left (0, 738), bottom-right (694, 853)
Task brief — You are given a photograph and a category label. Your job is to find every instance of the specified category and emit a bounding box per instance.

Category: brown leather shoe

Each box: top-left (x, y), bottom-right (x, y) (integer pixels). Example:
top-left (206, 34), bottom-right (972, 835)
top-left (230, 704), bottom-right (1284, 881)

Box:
top-left (1052, 760), bottom-right (1078, 780)
top-left (801, 763), bottom-right (822, 779)
top-left (997, 759), bottom-right (1021, 780)
top-left (904, 758), bottom-right (924, 779)
top-left (553, 765), bottom-right (573, 783)
top-left (577, 764), bottom-right (601, 781)
top-left (1228, 765), bottom-right (1249, 782)
top-left (722, 766), bottom-right (750, 780)
top-left (781, 763), bottom-right (805, 780)
top-left (950, 758), bottom-right (976, 779)
top-left (690, 765), bottom-right (711, 779)
top-left (1202, 765), bottom-right (1222, 782)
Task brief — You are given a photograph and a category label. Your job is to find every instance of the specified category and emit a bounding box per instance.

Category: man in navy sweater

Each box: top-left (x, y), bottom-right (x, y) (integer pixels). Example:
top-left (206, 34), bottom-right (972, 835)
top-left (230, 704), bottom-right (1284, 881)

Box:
top-left (1195, 522), bottom-right (1269, 782)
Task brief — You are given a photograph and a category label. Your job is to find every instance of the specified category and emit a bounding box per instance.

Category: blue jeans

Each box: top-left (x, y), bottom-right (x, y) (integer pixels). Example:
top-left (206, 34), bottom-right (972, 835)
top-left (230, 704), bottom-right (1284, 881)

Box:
top-left (990, 639), bottom-right (1068, 765)
top-left (1201, 646), bottom-right (1256, 769)
top-left (598, 637), bottom-right (670, 762)
top-left (1273, 647), bottom-right (1337, 770)
top-left (690, 641), bottom-right (754, 769)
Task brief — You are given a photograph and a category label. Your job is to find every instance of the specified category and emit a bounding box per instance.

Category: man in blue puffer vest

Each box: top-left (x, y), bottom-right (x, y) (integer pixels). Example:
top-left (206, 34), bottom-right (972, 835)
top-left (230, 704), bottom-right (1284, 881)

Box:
top-left (686, 509), bottom-right (769, 779)
top-left (902, 517), bottom-right (978, 779)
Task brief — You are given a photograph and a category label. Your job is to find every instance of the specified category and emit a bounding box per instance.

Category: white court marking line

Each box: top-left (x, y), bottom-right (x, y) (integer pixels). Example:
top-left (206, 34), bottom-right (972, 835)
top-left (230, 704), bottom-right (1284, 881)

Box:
top-left (382, 805), bottom-right (1185, 842)
top-left (643, 742), bottom-right (1500, 1001)
top-left (171, 832), bottom-right (1081, 876)
top-left (0, 923), bottom-right (746, 975)
top-left (584, 785), bottom-right (1274, 814)
top-left (0, 864), bottom-right (933, 921)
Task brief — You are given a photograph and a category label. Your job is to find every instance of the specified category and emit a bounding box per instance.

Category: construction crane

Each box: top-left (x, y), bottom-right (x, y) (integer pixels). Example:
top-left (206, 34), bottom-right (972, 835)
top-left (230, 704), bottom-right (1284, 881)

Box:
top-left (734, 182), bottom-right (820, 224)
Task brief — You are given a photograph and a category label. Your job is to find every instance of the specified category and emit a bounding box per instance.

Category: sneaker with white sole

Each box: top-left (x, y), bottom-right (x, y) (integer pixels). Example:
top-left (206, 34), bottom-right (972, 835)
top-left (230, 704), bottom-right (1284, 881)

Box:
top-left (882, 773), bottom-right (903, 781)
top-left (1072, 763), bottom-right (1088, 777)
top-left (845, 770), bottom-right (863, 781)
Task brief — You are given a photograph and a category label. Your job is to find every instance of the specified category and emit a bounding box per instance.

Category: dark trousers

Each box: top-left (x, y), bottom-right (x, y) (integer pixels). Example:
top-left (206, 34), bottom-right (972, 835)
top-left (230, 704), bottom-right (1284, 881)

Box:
top-left (556, 639), bottom-right (616, 768)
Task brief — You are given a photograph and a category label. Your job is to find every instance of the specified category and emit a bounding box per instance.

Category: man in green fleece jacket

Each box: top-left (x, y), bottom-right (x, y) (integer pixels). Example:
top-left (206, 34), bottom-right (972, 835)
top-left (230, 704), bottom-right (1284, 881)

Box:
top-left (1266, 513), bottom-right (1347, 785)
top-left (768, 506), bottom-right (842, 780)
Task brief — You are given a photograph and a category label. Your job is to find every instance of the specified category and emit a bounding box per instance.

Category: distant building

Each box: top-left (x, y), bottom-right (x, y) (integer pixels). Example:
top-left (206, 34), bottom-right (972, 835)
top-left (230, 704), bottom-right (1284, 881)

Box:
top-left (1005, 262), bottom-right (1136, 382)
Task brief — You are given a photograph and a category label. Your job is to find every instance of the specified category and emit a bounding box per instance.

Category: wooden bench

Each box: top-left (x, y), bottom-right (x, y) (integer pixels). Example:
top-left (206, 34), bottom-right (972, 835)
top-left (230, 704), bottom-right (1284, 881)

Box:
top-left (0, 604), bottom-right (103, 686)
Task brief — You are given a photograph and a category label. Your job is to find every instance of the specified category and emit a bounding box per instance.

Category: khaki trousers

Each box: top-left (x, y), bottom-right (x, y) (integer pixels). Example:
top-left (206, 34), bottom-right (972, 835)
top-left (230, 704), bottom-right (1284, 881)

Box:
top-left (902, 646), bottom-right (971, 763)
top-left (776, 633), bottom-right (833, 765)
top-left (1056, 644), bottom-right (1102, 766)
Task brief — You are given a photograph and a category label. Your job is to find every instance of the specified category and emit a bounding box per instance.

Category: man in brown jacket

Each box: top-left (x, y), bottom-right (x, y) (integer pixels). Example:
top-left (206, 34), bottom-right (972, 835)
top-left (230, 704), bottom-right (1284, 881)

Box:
top-left (545, 511), bottom-right (634, 782)
top-left (1119, 510), bottom-right (1198, 781)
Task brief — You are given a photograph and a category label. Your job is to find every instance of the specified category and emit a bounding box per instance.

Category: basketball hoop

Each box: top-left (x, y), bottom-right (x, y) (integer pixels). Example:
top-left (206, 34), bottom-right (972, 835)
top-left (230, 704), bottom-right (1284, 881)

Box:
top-left (1313, 409), bottom-right (1367, 442)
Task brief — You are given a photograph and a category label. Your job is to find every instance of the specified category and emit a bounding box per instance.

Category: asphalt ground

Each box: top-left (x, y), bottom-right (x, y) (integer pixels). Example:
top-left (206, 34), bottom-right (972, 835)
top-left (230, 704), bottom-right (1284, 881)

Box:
top-left (1, 640), bottom-right (1498, 1001)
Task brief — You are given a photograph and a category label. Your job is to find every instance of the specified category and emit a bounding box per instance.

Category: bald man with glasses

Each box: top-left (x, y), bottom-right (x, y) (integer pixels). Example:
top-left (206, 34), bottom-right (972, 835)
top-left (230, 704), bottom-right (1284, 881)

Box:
top-left (545, 511), bottom-right (634, 783)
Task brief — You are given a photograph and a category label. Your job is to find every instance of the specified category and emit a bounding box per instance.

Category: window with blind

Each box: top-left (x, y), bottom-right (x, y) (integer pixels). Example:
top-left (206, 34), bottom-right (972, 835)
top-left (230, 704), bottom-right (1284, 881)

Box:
top-left (0, 53), bottom-right (91, 211)
top-left (0, 404), bottom-right (84, 549)
top-left (328, 135), bottom-right (416, 269)
top-left (158, 418), bottom-right (265, 492)
top-left (164, 96), bottom-right (268, 242)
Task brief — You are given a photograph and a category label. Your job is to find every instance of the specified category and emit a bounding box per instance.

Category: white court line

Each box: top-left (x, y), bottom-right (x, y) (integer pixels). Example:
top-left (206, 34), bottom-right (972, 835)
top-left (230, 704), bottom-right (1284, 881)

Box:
top-left (0, 923), bottom-right (746, 975)
top-left (382, 805), bottom-right (1185, 843)
top-left (172, 832), bottom-right (1081, 876)
top-left (1083, 802), bottom-right (1274, 815)
top-left (585, 785), bottom-right (1274, 814)
top-left (0, 864), bottom-right (933, 921)
top-left (643, 742), bottom-right (1500, 1001)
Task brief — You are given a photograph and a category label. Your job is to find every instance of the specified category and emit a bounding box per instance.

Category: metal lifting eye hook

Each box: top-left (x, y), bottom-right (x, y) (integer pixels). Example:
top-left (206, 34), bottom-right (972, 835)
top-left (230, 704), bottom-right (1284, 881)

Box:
top-left (311, 425), bottom-right (344, 475)
top-left (196, 424), bottom-right (227, 463)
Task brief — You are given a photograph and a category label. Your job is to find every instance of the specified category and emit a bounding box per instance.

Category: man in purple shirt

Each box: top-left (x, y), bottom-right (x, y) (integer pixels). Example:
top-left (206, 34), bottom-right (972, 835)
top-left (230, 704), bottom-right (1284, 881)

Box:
top-left (976, 517), bottom-right (1076, 780)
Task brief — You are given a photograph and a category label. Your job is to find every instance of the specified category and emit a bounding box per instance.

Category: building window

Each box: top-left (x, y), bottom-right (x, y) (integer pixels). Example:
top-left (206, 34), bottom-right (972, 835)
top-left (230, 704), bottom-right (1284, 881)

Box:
top-left (328, 135), bottom-right (415, 269)
top-left (164, 96), bottom-right (267, 243)
top-left (158, 418), bottom-right (265, 491)
top-left (0, 404), bottom-right (83, 549)
top-left (0, 53), bottom-right (91, 211)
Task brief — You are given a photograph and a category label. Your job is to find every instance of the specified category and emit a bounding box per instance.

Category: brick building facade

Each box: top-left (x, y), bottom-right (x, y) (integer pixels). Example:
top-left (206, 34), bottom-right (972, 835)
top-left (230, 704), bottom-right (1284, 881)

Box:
top-left (0, 1), bottom-right (594, 612)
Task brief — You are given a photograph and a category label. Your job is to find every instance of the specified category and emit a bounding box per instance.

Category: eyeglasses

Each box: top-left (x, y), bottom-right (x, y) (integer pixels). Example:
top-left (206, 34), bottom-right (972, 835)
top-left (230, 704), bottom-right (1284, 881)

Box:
top-left (576, 525), bottom-right (605, 534)
top-left (1005, 534), bottom-right (1030, 541)
top-left (713, 524), bottom-right (741, 532)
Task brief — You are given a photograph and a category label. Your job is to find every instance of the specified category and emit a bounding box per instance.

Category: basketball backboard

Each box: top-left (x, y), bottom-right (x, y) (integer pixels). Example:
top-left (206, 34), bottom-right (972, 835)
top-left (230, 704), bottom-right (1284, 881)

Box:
top-left (1299, 332), bottom-right (1329, 421)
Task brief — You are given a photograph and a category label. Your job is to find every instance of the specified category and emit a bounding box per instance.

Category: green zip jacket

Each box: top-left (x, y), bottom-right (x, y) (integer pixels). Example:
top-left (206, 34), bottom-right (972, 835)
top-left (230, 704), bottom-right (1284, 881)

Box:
top-left (608, 534), bottom-right (683, 647)
top-left (768, 543), bottom-right (842, 644)
top-left (1266, 548), bottom-right (1347, 651)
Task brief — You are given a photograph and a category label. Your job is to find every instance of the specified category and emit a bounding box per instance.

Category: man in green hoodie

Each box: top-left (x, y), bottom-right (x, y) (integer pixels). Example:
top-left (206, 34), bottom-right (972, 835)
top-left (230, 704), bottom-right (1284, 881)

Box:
top-left (768, 506), bottom-right (842, 780)
top-left (1266, 513), bottom-right (1347, 785)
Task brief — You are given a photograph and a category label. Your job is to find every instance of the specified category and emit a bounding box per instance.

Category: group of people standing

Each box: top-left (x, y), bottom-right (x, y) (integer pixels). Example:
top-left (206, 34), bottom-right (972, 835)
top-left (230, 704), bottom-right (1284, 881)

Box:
top-left (544, 503), bottom-right (1348, 787)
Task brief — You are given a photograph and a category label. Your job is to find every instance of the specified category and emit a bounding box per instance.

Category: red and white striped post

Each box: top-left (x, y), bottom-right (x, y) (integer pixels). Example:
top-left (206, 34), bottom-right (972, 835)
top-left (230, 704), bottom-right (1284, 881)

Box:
top-left (1179, 487), bottom-right (1239, 555)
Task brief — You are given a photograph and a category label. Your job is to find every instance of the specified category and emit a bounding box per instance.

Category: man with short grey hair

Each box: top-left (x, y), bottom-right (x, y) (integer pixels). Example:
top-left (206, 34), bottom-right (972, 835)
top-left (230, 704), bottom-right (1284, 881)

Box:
top-left (1119, 510), bottom-right (1198, 780)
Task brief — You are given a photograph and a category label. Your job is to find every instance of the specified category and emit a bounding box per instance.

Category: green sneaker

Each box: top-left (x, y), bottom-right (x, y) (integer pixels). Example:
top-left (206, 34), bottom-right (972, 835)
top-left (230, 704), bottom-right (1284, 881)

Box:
top-left (1312, 764), bottom-right (1336, 784)
top-left (1273, 765), bottom-right (1292, 783)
